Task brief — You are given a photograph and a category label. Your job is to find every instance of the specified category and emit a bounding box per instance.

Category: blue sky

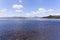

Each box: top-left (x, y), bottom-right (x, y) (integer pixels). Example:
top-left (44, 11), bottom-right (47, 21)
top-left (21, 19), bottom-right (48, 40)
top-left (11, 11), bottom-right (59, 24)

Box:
top-left (0, 0), bottom-right (60, 17)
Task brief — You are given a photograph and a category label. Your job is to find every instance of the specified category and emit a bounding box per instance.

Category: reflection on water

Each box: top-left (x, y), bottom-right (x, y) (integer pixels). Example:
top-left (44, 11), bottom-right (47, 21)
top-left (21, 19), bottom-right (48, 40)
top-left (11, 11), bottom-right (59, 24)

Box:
top-left (0, 18), bottom-right (60, 40)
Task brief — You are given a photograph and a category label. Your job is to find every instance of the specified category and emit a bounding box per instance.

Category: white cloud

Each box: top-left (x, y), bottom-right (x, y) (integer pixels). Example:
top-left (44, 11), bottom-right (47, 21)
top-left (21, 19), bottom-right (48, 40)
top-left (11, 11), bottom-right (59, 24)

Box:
top-left (48, 9), bottom-right (54, 12)
top-left (12, 4), bottom-right (23, 9)
top-left (32, 8), bottom-right (47, 15)
top-left (16, 10), bottom-right (23, 12)
top-left (0, 7), bottom-right (56, 17)
top-left (0, 8), bottom-right (14, 17)
top-left (24, 13), bottom-right (32, 17)
top-left (0, 8), bottom-right (8, 12)
top-left (32, 8), bottom-right (54, 15)
top-left (25, 8), bottom-right (54, 17)
top-left (0, 8), bottom-right (22, 17)
top-left (12, 0), bottom-right (24, 13)
top-left (12, 4), bottom-right (23, 13)
top-left (23, 8), bottom-right (55, 17)
top-left (32, 11), bottom-right (36, 14)
top-left (38, 8), bottom-right (46, 13)
top-left (50, 13), bottom-right (60, 15)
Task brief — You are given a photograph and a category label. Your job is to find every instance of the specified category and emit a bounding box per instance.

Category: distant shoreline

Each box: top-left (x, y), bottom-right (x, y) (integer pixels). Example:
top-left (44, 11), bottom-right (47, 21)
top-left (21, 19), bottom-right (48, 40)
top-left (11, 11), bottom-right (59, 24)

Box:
top-left (0, 15), bottom-right (60, 19)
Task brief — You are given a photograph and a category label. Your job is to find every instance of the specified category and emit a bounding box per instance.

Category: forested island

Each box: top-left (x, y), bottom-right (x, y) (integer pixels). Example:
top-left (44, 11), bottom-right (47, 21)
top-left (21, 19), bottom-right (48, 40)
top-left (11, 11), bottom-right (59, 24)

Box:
top-left (43, 15), bottom-right (60, 18)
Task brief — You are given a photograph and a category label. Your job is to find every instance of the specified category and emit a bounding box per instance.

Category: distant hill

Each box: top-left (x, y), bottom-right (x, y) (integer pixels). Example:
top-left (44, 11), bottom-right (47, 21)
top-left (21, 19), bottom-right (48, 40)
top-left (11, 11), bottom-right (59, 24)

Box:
top-left (43, 15), bottom-right (60, 18)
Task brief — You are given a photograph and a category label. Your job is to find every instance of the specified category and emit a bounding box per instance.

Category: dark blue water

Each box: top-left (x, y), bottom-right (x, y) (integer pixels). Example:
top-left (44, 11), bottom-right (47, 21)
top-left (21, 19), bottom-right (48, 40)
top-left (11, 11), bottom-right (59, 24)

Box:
top-left (0, 18), bottom-right (60, 40)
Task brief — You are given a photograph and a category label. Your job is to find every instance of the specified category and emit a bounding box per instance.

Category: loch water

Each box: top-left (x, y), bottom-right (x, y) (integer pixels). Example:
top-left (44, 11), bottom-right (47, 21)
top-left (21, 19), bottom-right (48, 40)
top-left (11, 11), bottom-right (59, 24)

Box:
top-left (0, 18), bottom-right (60, 40)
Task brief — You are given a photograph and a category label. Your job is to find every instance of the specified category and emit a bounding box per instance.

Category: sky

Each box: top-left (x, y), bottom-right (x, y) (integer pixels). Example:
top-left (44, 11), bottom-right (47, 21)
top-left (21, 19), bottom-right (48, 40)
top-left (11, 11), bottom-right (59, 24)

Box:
top-left (0, 0), bottom-right (60, 17)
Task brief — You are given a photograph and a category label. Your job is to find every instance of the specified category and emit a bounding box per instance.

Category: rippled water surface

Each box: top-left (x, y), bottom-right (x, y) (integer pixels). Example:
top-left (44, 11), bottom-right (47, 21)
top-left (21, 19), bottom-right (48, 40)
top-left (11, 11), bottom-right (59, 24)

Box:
top-left (0, 18), bottom-right (60, 40)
